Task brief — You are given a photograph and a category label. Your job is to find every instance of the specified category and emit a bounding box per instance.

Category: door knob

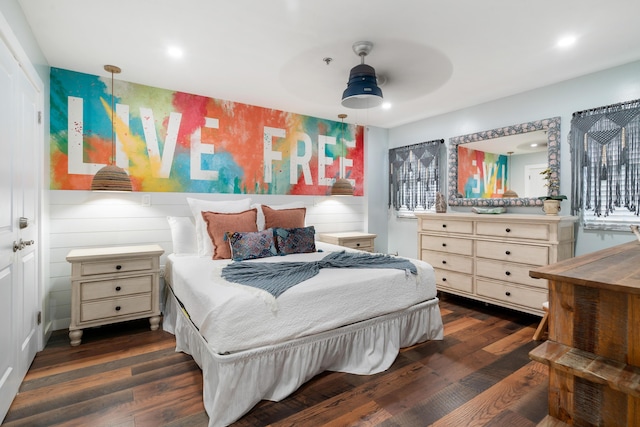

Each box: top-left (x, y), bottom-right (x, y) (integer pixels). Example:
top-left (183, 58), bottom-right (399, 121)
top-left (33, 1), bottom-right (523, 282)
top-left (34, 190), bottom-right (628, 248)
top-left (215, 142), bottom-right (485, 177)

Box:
top-left (12, 239), bottom-right (35, 252)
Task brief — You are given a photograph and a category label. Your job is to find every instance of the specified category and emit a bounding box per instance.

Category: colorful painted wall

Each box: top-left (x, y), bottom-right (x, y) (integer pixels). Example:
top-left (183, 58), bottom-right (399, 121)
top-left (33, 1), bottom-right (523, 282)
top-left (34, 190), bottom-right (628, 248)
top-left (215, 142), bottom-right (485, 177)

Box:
top-left (50, 68), bottom-right (364, 195)
top-left (457, 146), bottom-right (507, 198)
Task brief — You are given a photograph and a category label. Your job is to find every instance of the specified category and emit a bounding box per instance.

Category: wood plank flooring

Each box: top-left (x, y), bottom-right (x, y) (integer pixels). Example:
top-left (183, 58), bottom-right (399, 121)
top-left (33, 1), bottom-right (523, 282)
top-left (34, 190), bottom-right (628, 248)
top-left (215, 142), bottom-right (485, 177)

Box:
top-left (3, 294), bottom-right (548, 426)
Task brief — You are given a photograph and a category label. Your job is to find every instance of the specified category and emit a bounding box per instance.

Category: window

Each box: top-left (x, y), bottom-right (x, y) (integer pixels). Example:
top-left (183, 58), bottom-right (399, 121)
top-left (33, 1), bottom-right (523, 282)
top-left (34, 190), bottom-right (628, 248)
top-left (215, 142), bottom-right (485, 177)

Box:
top-left (570, 99), bottom-right (640, 230)
top-left (389, 139), bottom-right (443, 217)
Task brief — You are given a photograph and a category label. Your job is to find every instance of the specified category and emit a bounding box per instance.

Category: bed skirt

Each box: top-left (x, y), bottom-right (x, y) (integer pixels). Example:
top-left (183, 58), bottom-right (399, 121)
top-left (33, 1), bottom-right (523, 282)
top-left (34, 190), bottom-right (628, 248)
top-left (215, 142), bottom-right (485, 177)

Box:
top-left (163, 286), bottom-right (443, 427)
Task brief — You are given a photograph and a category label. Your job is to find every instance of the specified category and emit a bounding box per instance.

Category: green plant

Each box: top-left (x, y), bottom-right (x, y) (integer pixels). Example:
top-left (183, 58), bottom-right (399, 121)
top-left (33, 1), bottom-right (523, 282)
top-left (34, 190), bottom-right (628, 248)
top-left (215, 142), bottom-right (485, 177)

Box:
top-left (538, 167), bottom-right (564, 199)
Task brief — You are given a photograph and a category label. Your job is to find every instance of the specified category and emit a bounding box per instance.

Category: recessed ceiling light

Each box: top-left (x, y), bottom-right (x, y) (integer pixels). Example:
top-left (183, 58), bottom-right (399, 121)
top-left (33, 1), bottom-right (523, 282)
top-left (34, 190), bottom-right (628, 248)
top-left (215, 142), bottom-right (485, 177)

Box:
top-left (381, 102), bottom-right (392, 110)
top-left (167, 46), bottom-right (183, 58)
top-left (556, 35), bottom-right (577, 48)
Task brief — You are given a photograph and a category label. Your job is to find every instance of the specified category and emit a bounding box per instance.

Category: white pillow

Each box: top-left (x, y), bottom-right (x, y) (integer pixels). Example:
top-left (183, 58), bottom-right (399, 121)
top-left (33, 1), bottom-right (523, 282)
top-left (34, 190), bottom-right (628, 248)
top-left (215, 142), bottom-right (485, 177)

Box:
top-left (187, 197), bottom-right (252, 256)
top-left (252, 202), bottom-right (305, 230)
top-left (167, 216), bottom-right (198, 255)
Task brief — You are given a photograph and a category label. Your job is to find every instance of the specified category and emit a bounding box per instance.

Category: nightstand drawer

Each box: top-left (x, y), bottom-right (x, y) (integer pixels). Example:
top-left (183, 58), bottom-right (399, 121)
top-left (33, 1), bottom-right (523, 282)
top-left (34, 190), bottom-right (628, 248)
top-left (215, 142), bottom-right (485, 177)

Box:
top-left (80, 275), bottom-right (153, 301)
top-left (340, 238), bottom-right (374, 250)
top-left (80, 294), bottom-right (153, 322)
top-left (81, 258), bottom-right (154, 276)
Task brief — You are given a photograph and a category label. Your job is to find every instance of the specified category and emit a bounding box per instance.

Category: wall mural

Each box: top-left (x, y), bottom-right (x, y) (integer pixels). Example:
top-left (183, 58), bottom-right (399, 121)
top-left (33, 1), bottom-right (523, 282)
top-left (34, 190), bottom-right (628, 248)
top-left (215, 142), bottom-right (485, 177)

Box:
top-left (50, 68), bottom-right (364, 195)
top-left (457, 146), bottom-right (507, 198)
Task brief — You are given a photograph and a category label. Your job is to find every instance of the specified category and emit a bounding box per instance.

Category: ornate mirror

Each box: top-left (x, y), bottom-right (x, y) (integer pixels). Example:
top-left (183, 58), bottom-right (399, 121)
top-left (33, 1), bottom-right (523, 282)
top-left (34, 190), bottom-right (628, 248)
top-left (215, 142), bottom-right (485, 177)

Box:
top-left (448, 116), bottom-right (561, 207)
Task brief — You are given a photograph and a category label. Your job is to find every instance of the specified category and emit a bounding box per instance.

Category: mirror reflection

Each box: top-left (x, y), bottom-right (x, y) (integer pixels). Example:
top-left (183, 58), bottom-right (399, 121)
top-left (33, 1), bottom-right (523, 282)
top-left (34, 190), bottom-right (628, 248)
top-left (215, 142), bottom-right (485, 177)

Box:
top-left (459, 130), bottom-right (548, 198)
top-left (448, 117), bottom-right (561, 207)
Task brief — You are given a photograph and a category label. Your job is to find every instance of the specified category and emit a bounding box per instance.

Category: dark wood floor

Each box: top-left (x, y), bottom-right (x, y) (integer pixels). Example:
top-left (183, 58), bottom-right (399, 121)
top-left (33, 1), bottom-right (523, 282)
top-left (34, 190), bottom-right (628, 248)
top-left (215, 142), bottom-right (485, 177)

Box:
top-left (3, 294), bottom-right (548, 427)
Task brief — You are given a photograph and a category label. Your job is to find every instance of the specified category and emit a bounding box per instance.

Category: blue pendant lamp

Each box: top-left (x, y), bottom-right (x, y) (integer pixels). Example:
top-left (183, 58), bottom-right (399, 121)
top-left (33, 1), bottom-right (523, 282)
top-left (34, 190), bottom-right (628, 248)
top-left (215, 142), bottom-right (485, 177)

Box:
top-left (341, 41), bottom-right (383, 109)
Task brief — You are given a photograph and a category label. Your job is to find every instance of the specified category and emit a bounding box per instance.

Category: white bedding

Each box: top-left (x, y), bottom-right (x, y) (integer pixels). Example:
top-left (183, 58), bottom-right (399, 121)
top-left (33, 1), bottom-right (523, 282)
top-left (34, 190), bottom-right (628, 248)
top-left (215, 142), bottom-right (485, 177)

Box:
top-left (167, 241), bottom-right (437, 354)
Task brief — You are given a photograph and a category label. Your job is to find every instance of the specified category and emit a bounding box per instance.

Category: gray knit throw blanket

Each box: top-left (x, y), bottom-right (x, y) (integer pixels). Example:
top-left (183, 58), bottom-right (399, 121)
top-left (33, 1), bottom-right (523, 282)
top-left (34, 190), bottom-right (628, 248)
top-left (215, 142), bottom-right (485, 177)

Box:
top-left (220, 251), bottom-right (417, 298)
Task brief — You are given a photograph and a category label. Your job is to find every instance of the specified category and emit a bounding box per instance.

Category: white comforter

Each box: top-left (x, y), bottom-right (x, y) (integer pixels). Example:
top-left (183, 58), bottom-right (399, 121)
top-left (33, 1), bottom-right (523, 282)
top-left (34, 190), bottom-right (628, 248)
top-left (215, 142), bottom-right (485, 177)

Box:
top-left (167, 242), bottom-right (437, 354)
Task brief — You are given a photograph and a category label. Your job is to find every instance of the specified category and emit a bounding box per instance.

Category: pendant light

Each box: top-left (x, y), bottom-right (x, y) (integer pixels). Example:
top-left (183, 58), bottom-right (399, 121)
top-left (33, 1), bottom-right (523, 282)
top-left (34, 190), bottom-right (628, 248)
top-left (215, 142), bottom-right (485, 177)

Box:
top-left (331, 114), bottom-right (354, 196)
top-left (503, 151), bottom-right (518, 198)
top-left (341, 41), bottom-right (383, 109)
top-left (91, 65), bottom-right (133, 192)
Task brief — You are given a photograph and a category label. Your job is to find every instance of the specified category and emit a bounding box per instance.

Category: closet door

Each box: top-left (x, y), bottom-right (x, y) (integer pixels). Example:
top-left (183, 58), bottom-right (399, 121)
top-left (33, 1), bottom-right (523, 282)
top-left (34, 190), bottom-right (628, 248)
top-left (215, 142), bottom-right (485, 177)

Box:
top-left (0, 33), bottom-right (41, 421)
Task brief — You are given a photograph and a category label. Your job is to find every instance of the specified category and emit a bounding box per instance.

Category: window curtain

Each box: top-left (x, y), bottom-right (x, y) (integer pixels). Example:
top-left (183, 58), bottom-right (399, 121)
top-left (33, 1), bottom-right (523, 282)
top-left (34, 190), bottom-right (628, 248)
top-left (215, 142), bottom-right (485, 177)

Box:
top-left (569, 99), bottom-right (640, 230)
top-left (389, 139), bottom-right (443, 214)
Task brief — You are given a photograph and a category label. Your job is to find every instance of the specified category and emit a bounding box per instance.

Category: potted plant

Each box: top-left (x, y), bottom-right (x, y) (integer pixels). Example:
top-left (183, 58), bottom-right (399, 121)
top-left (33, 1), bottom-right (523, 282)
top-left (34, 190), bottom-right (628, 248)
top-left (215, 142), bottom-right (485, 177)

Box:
top-left (538, 168), bottom-right (566, 215)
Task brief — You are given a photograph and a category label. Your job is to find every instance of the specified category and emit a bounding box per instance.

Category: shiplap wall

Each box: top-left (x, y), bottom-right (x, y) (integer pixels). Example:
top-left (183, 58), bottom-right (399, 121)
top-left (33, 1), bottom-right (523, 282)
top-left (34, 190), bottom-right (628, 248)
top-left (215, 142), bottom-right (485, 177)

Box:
top-left (48, 190), bottom-right (367, 331)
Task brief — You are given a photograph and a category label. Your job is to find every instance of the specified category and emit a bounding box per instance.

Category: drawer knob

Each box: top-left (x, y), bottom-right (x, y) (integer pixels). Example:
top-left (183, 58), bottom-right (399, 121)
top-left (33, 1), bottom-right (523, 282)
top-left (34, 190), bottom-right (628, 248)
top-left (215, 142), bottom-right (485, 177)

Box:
top-left (442, 260), bottom-right (447, 264)
top-left (442, 224), bottom-right (447, 228)
top-left (442, 243), bottom-right (447, 247)
top-left (505, 271), bottom-right (511, 276)
top-left (505, 250), bottom-right (511, 255)
top-left (505, 292), bottom-right (511, 297)
top-left (356, 243), bottom-right (360, 247)
top-left (115, 306), bottom-right (121, 311)
top-left (116, 265), bottom-right (122, 270)
top-left (505, 228), bottom-right (511, 232)
top-left (442, 277), bottom-right (447, 282)
top-left (115, 286), bottom-right (122, 291)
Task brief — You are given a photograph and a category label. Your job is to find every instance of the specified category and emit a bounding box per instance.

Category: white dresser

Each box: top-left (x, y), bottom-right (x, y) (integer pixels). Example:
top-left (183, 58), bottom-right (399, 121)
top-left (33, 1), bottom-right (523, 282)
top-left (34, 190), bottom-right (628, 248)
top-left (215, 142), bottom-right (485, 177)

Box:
top-left (66, 244), bottom-right (164, 346)
top-left (415, 213), bottom-right (576, 316)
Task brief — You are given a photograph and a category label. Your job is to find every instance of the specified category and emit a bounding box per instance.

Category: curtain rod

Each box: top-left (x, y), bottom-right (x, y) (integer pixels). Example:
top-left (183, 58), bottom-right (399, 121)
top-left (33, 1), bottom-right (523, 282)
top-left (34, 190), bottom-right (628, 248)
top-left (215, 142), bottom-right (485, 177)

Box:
top-left (390, 139), bottom-right (444, 152)
top-left (573, 98), bottom-right (640, 117)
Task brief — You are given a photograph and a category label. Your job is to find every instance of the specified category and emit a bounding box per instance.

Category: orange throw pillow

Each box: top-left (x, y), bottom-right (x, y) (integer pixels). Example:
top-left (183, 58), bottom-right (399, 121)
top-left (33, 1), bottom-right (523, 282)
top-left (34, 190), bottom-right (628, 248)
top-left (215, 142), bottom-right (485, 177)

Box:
top-left (262, 205), bottom-right (306, 229)
top-left (202, 208), bottom-right (258, 259)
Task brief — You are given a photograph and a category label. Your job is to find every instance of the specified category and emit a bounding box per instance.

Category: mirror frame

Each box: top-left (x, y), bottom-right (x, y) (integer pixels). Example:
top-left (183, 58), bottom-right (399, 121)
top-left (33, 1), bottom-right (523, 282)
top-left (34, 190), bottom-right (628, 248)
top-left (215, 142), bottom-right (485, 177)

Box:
top-left (448, 116), bottom-right (561, 207)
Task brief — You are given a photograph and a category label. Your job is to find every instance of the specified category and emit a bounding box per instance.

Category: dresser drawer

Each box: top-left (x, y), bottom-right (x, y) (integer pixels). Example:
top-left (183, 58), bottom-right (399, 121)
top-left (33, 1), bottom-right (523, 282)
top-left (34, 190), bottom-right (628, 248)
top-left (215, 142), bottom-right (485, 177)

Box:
top-left (476, 240), bottom-right (549, 265)
top-left (421, 235), bottom-right (473, 256)
top-left (419, 220), bottom-right (473, 234)
top-left (421, 251), bottom-right (473, 274)
top-left (434, 268), bottom-right (473, 293)
top-left (80, 257), bottom-right (155, 276)
top-left (475, 259), bottom-right (548, 289)
top-left (80, 294), bottom-right (153, 322)
top-left (80, 275), bottom-right (153, 301)
top-left (476, 221), bottom-right (550, 241)
top-left (476, 278), bottom-right (547, 311)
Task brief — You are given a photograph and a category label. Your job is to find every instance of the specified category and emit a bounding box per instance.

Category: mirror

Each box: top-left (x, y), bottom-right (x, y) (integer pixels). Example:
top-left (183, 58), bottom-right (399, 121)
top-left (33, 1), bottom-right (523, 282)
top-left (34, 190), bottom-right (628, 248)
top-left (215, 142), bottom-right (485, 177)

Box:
top-left (448, 117), bottom-right (561, 207)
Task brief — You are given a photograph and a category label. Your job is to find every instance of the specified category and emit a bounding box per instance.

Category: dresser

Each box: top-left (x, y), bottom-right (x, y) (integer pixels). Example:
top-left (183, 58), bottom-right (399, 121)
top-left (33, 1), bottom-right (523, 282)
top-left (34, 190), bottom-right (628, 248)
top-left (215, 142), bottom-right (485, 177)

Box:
top-left (317, 232), bottom-right (377, 252)
top-left (66, 244), bottom-right (164, 346)
top-left (415, 213), bottom-right (576, 316)
top-left (529, 241), bottom-right (640, 426)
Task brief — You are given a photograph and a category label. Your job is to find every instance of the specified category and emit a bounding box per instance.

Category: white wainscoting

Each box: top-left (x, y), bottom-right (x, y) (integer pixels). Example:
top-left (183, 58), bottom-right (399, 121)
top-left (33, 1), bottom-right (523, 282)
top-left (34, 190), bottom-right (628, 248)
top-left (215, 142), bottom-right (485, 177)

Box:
top-left (48, 190), bottom-right (366, 331)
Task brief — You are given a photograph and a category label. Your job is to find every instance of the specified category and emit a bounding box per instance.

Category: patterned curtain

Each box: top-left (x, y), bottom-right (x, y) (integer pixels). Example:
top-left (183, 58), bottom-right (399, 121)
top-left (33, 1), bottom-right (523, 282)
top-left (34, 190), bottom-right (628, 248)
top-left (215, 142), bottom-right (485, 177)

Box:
top-left (570, 99), bottom-right (640, 227)
top-left (389, 139), bottom-right (443, 212)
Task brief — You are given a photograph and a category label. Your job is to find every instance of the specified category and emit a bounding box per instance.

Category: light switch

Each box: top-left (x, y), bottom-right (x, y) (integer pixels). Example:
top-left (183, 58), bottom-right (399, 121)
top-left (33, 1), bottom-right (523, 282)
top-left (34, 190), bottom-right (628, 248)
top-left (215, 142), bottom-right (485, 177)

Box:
top-left (141, 194), bottom-right (151, 207)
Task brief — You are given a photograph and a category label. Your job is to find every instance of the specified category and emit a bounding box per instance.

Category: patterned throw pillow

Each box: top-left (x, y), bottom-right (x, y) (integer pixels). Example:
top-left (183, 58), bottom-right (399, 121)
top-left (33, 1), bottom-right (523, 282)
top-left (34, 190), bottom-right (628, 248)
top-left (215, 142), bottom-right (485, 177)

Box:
top-left (274, 226), bottom-right (316, 255)
top-left (226, 228), bottom-right (278, 261)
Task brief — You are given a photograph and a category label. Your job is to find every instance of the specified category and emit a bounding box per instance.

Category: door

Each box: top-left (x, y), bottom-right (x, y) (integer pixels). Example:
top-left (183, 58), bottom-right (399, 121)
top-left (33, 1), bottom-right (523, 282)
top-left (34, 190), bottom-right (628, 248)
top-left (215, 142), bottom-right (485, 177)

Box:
top-left (0, 32), bottom-right (41, 421)
top-left (525, 163), bottom-right (548, 198)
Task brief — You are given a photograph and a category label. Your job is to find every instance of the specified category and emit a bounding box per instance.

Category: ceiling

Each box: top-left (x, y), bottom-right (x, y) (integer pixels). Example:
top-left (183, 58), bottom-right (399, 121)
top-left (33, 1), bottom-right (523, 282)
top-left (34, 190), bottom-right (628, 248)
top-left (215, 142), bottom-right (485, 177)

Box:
top-left (17, 0), bottom-right (640, 129)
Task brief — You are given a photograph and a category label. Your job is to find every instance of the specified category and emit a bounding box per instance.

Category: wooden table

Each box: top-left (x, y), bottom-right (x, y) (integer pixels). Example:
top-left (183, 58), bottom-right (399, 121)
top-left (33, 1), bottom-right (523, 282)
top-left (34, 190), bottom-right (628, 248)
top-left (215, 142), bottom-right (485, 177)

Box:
top-left (529, 240), bottom-right (640, 426)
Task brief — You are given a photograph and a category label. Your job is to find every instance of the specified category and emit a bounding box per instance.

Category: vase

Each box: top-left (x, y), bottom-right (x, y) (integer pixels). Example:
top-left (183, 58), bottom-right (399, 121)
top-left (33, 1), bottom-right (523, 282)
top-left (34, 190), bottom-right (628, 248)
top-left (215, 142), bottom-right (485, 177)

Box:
top-left (542, 199), bottom-right (560, 215)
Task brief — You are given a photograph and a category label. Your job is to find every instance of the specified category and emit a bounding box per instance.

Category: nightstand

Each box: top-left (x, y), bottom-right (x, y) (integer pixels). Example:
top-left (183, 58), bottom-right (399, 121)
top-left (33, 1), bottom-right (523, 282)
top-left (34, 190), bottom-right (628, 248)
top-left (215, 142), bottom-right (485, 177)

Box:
top-left (66, 244), bottom-right (164, 346)
top-left (317, 232), bottom-right (377, 252)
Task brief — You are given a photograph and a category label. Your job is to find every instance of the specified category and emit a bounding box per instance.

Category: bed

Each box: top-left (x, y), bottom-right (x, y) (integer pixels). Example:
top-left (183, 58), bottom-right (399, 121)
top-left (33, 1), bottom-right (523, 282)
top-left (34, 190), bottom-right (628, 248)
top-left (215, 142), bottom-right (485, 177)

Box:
top-left (162, 199), bottom-right (444, 426)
